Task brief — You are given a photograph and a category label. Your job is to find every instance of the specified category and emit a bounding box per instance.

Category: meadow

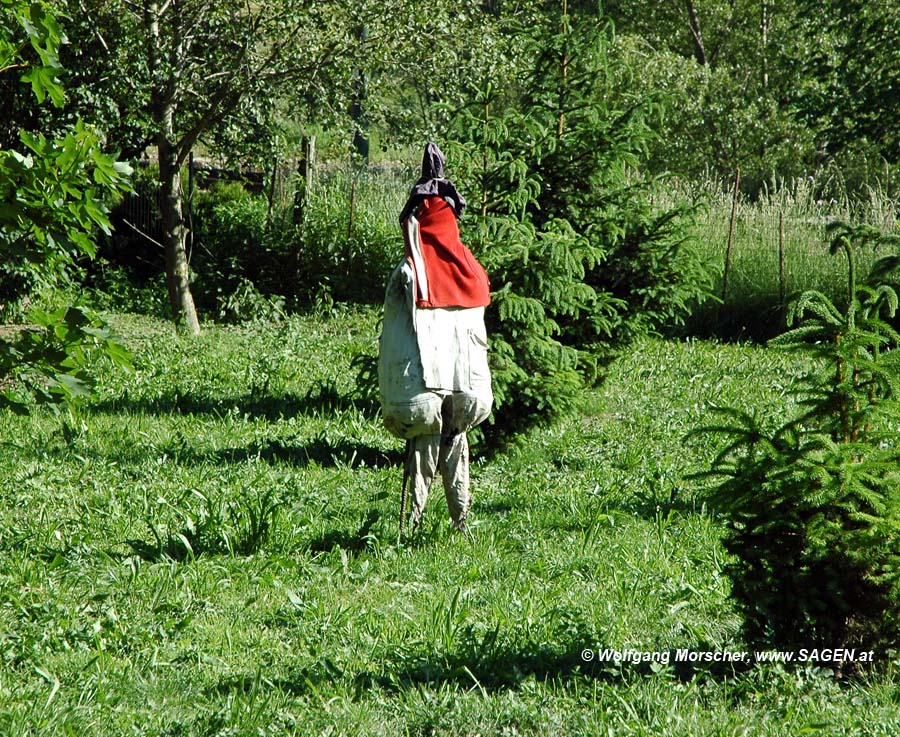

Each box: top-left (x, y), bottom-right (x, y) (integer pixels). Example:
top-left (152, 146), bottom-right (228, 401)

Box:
top-left (2, 308), bottom-right (899, 736)
top-left (678, 175), bottom-right (898, 339)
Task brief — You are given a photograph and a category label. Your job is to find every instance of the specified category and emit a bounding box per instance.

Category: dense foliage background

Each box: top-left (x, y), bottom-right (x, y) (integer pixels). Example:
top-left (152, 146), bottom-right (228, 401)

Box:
top-left (4, 0), bottom-right (898, 319)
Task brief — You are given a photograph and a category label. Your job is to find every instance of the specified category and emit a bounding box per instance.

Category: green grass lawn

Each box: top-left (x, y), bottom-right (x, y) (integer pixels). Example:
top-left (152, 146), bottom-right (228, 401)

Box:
top-left (1, 309), bottom-right (898, 736)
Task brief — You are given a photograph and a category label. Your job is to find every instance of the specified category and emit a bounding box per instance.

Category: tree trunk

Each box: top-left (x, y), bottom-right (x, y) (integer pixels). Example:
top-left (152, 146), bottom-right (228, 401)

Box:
top-left (760, 0), bottom-right (769, 92)
top-left (159, 137), bottom-right (200, 335)
top-left (148, 0), bottom-right (200, 335)
top-left (683, 0), bottom-right (707, 65)
top-left (557, 0), bottom-right (569, 139)
top-left (350, 24), bottom-right (369, 163)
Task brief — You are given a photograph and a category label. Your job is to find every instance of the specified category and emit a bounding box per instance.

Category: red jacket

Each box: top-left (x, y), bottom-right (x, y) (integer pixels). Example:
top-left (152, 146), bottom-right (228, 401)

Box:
top-left (403, 196), bottom-right (490, 309)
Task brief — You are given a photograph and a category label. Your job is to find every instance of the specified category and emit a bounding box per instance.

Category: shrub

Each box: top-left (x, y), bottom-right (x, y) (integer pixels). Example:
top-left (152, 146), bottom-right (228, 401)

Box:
top-left (216, 277), bottom-right (286, 324)
top-left (1, 304), bottom-right (132, 413)
top-left (445, 11), bottom-right (710, 444)
top-left (297, 169), bottom-right (404, 305)
top-left (1, 2), bottom-right (132, 412)
top-left (191, 171), bottom-right (404, 315)
top-left (191, 183), bottom-right (288, 314)
top-left (690, 221), bottom-right (900, 664)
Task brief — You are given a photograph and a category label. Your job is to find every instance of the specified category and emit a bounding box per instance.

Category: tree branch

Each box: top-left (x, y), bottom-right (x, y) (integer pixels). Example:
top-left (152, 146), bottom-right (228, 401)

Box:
top-left (681, 0), bottom-right (707, 65)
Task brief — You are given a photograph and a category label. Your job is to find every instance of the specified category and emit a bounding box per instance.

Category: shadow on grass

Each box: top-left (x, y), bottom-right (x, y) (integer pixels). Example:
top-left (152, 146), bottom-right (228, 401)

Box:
top-left (208, 635), bottom-right (754, 702)
top-left (211, 438), bottom-right (403, 469)
top-left (71, 432), bottom-right (403, 471)
top-left (305, 510), bottom-right (381, 556)
top-left (475, 499), bottom-right (515, 517)
top-left (677, 299), bottom-right (787, 343)
top-left (600, 487), bottom-right (706, 521)
top-left (86, 380), bottom-right (380, 421)
top-left (365, 644), bottom-right (753, 692)
top-left (125, 520), bottom-right (270, 563)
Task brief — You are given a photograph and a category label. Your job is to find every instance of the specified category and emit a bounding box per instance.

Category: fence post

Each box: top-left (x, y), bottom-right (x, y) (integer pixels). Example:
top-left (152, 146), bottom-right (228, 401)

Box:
top-left (293, 135), bottom-right (316, 227)
top-left (265, 155), bottom-right (278, 231)
top-left (778, 211), bottom-right (786, 306)
top-left (722, 167), bottom-right (741, 303)
top-left (346, 176), bottom-right (357, 268)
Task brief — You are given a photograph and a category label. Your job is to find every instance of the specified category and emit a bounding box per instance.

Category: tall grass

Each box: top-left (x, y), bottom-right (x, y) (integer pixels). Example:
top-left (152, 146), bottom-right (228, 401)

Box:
top-left (662, 174), bottom-right (899, 340)
top-left (295, 164), bottom-right (414, 306)
top-left (285, 167), bottom-right (900, 341)
top-left (85, 159), bottom-right (899, 340)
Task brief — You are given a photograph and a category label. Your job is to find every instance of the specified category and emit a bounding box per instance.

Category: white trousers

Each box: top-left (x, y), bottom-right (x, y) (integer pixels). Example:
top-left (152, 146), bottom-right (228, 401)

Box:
top-left (385, 389), bottom-right (491, 528)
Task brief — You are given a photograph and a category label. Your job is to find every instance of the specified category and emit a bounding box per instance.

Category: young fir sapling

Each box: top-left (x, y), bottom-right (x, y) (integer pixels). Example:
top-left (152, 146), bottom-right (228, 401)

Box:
top-left (690, 220), bottom-right (900, 664)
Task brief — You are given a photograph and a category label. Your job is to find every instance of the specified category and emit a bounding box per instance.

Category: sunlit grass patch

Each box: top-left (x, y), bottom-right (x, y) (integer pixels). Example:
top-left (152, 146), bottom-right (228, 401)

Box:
top-left (1, 312), bottom-right (899, 735)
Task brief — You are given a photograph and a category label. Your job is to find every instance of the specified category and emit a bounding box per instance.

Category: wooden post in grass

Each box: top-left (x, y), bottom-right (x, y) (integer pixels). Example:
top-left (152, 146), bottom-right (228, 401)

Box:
top-left (265, 155), bottom-right (278, 230)
top-left (399, 439), bottom-right (412, 536)
top-left (346, 177), bottom-right (357, 269)
top-left (778, 211), bottom-right (786, 306)
top-left (722, 167), bottom-right (741, 302)
top-left (293, 135), bottom-right (316, 227)
top-left (293, 136), bottom-right (316, 277)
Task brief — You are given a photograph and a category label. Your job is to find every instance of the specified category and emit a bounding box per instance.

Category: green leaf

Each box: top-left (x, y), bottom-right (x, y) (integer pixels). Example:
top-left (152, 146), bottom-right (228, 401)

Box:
top-left (51, 373), bottom-right (92, 398)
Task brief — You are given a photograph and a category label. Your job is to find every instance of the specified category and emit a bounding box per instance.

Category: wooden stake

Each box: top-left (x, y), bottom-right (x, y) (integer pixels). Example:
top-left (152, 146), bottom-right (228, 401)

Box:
top-left (399, 438), bottom-right (412, 536)
top-left (778, 210), bottom-right (786, 306)
top-left (722, 167), bottom-right (741, 303)
top-left (346, 177), bottom-right (356, 267)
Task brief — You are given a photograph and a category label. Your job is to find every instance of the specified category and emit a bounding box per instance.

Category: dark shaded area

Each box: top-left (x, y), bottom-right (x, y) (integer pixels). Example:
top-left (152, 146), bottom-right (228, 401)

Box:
top-left (127, 487), bottom-right (280, 562)
top-left (125, 521), bottom-right (256, 563)
top-left (476, 499), bottom-right (515, 516)
top-left (208, 632), bottom-right (755, 704)
top-left (602, 485), bottom-right (704, 521)
top-left (675, 299), bottom-right (788, 344)
top-left (125, 520), bottom-right (270, 563)
top-left (305, 510), bottom-right (381, 556)
top-left (368, 644), bottom-right (752, 692)
top-left (127, 534), bottom-right (201, 563)
top-left (21, 542), bottom-right (129, 565)
top-left (86, 381), bottom-right (380, 422)
top-left (77, 380), bottom-right (399, 472)
top-left (211, 438), bottom-right (402, 470)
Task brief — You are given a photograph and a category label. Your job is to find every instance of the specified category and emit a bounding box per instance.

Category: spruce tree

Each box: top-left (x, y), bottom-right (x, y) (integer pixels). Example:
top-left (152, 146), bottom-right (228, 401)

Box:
top-left (690, 222), bottom-right (900, 663)
top-left (447, 8), bottom-right (707, 443)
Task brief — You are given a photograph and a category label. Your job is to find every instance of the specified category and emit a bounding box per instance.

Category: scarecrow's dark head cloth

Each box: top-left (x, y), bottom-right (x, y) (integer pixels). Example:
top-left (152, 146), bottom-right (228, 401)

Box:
top-left (399, 142), bottom-right (467, 223)
top-left (399, 143), bottom-right (488, 309)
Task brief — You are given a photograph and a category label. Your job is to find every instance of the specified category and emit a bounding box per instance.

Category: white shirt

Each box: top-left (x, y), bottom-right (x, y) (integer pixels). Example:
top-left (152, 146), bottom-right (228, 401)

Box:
top-left (378, 260), bottom-right (491, 404)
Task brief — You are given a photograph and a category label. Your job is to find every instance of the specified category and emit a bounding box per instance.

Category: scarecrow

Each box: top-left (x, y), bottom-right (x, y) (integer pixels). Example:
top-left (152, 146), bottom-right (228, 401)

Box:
top-left (378, 142), bottom-right (492, 533)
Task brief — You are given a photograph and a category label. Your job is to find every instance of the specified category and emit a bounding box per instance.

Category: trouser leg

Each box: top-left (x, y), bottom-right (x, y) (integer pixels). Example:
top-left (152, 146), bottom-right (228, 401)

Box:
top-left (439, 394), bottom-right (472, 529)
top-left (409, 433), bottom-right (440, 527)
top-left (390, 390), bottom-right (490, 531)
top-left (440, 430), bottom-right (470, 529)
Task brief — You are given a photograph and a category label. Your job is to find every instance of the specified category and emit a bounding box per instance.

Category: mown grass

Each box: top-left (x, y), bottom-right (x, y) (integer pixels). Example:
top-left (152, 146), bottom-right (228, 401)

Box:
top-left (1, 310), bottom-right (899, 736)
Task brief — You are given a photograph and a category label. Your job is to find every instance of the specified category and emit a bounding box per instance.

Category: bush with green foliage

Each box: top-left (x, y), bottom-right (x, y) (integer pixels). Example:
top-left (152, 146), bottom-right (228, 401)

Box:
top-left (1, 0), bottom-right (132, 412)
top-left (690, 221), bottom-right (900, 662)
top-left (185, 170), bottom-right (403, 318)
top-left (446, 11), bottom-right (709, 443)
top-left (0, 305), bottom-right (132, 412)
top-left (297, 169), bottom-right (404, 305)
top-left (191, 183), bottom-right (283, 314)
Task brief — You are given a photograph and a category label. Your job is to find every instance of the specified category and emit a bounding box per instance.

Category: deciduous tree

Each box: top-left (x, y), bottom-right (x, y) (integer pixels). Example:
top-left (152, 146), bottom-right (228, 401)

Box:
top-left (35, 0), bottom-right (362, 333)
top-left (1, 0), bottom-right (132, 412)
